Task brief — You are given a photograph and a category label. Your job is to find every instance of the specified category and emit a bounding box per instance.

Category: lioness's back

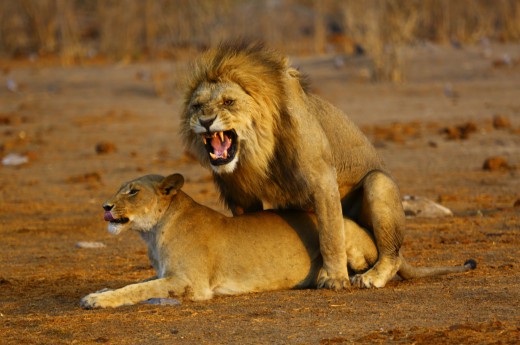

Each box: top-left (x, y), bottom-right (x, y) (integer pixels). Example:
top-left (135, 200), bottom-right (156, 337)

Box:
top-left (211, 211), bottom-right (321, 292)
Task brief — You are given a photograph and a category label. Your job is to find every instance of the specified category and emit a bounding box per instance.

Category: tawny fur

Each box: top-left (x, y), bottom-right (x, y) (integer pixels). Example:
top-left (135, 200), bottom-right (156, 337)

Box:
top-left (181, 41), bottom-right (404, 289)
top-left (80, 174), bottom-right (476, 309)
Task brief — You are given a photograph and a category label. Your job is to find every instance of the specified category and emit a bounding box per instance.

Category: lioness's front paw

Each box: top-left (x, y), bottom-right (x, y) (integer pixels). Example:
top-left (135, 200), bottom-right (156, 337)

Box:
top-left (80, 291), bottom-right (118, 309)
top-left (317, 269), bottom-right (350, 290)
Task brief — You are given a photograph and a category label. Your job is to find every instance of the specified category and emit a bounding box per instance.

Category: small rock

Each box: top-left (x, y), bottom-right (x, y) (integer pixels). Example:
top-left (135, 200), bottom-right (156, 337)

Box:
top-left (443, 82), bottom-right (459, 99)
top-left (95, 142), bottom-right (117, 154)
top-left (441, 122), bottom-right (477, 140)
top-left (492, 115), bottom-right (511, 129)
top-left (402, 195), bottom-right (453, 218)
top-left (482, 156), bottom-right (510, 171)
top-left (94, 337), bottom-right (109, 343)
top-left (143, 298), bottom-right (181, 306)
top-left (67, 172), bottom-right (102, 184)
top-left (2, 153), bottom-right (29, 166)
top-left (6, 78), bottom-right (18, 92)
top-left (76, 241), bottom-right (106, 249)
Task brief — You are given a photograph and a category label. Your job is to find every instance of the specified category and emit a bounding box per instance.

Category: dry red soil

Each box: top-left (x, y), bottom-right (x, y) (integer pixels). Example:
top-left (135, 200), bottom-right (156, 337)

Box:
top-left (1, 44), bottom-right (519, 344)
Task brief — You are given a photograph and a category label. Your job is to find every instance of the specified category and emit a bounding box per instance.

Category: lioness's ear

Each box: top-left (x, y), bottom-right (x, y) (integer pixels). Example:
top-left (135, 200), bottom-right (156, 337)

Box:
top-left (159, 174), bottom-right (184, 195)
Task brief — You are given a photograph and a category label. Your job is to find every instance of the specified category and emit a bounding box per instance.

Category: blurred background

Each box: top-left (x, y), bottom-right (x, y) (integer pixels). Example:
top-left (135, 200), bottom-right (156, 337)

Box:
top-left (1, 0), bottom-right (520, 81)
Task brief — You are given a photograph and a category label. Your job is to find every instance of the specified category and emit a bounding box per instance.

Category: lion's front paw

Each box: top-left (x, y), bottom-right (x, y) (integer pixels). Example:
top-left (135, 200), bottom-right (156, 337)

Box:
top-left (80, 291), bottom-right (119, 309)
top-left (317, 269), bottom-right (350, 291)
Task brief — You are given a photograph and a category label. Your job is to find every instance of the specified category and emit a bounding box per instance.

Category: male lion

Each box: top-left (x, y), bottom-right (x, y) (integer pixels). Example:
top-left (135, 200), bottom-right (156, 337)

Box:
top-left (181, 41), bottom-right (403, 289)
top-left (80, 174), bottom-right (476, 308)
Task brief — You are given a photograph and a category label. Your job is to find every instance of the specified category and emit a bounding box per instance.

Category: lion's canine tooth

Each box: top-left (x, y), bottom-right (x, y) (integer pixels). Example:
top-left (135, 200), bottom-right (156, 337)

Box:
top-left (219, 131), bottom-right (225, 142)
top-left (209, 152), bottom-right (217, 160)
top-left (202, 136), bottom-right (207, 145)
top-left (223, 150), bottom-right (228, 159)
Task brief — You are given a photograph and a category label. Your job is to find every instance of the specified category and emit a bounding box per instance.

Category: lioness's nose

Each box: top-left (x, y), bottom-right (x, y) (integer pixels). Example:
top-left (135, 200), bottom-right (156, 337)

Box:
top-left (199, 117), bottom-right (216, 131)
top-left (103, 203), bottom-right (113, 211)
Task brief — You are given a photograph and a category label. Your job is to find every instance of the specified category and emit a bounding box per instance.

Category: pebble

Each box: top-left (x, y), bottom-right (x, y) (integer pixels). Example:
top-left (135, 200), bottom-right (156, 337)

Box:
top-left (143, 298), bottom-right (181, 306)
top-left (75, 241), bottom-right (106, 249)
top-left (482, 156), bottom-right (510, 171)
top-left (492, 115), bottom-right (511, 129)
top-left (2, 153), bottom-right (29, 166)
top-left (95, 142), bottom-right (117, 154)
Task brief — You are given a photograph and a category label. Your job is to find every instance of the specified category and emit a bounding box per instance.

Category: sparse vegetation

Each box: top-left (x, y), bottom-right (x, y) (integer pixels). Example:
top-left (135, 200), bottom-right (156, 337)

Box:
top-left (0, 0), bottom-right (519, 80)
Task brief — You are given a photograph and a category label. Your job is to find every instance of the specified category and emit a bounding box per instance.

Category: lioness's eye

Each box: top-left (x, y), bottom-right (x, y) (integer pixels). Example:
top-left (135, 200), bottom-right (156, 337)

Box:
top-left (128, 189), bottom-right (139, 196)
top-left (223, 99), bottom-right (234, 106)
top-left (191, 103), bottom-right (202, 111)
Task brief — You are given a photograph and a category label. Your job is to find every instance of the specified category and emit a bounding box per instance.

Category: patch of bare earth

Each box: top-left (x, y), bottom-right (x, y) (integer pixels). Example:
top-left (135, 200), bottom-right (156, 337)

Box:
top-left (1, 44), bottom-right (519, 344)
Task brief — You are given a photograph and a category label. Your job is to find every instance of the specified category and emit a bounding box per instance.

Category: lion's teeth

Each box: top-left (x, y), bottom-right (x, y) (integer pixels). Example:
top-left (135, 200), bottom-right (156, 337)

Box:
top-left (223, 150), bottom-right (228, 159)
top-left (209, 152), bottom-right (217, 160)
top-left (202, 136), bottom-right (207, 145)
top-left (219, 131), bottom-right (224, 142)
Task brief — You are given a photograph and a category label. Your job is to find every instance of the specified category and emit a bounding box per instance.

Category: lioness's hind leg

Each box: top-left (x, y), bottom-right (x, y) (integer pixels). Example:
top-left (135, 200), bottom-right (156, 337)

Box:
top-left (351, 171), bottom-right (405, 288)
top-left (343, 218), bottom-right (378, 272)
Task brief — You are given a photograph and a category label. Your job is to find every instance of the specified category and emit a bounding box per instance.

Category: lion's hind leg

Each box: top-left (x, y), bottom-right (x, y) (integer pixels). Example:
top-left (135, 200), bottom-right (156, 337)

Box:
top-left (349, 170), bottom-right (405, 288)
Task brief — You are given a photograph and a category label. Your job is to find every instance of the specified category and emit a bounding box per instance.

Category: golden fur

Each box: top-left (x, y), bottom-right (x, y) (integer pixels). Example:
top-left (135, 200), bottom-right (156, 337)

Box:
top-left (80, 174), bottom-right (476, 308)
top-left (181, 41), bottom-right (405, 289)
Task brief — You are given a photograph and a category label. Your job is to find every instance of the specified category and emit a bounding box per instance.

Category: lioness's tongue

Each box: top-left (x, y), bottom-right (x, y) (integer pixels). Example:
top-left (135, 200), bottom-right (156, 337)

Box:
top-left (211, 133), bottom-right (231, 158)
top-left (104, 211), bottom-right (115, 222)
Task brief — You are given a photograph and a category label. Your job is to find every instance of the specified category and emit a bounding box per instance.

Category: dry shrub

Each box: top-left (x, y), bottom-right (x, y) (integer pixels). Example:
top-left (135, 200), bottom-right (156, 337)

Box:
top-left (0, 0), bottom-right (519, 78)
top-left (341, 0), bottom-right (417, 82)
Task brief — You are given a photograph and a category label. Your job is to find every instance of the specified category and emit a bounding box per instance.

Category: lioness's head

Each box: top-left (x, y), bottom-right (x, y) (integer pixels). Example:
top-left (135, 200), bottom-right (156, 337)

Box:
top-left (181, 41), bottom-right (290, 176)
top-left (102, 174), bottom-right (184, 235)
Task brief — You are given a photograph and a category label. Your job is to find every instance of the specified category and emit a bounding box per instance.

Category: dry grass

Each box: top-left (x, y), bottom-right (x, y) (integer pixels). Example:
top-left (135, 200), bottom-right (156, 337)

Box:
top-left (0, 0), bottom-right (519, 80)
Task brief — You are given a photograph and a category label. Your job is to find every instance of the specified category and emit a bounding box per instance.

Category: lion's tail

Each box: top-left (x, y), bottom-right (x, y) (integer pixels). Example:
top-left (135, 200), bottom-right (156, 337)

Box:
top-left (397, 255), bottom-right (477, 280)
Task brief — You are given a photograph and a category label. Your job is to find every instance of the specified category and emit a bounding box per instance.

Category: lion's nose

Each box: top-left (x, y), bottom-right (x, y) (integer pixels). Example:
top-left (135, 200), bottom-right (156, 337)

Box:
top-left (199, 117), bottom-right (216, 131)
top-left (103, 203), bottom-right (113, 211)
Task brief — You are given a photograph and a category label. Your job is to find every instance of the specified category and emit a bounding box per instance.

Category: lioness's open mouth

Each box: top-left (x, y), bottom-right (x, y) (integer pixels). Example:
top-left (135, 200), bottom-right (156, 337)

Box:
top-left (104, 211), bottom-right (129, 224)
top-left (201, 129), bottom-right (238, 165)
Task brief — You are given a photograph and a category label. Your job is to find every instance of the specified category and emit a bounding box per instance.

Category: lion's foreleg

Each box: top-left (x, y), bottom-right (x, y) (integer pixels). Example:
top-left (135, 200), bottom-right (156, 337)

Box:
top-left (351, 171), bottom-right (404, 288)
top-left (80, 278), bottom-right (185, 309)
top-left (314, 177), bottom-right (350, 290)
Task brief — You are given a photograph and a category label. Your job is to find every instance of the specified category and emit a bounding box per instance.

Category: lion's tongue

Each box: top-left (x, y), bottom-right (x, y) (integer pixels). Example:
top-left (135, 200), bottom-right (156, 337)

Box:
top-left (211, 134), bottom-right (231, 158)
top-left (104, 211), bottom-right (115, 222)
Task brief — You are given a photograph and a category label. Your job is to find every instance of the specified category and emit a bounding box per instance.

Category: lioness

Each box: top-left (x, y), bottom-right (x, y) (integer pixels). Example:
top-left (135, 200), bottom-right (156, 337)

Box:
top-left (181, 41), bottom-right (404, 289)
top-left (80, 174), bottom-right (476, 309)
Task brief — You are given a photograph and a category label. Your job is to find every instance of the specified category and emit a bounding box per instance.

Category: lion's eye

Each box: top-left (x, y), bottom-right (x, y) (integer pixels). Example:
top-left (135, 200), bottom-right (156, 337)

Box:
top-left (223, 99), bottom-right (234, 106)
top-left (192, 103), bottom-right (202, 111)
top-left (128, 189), bottom-right (139, 196)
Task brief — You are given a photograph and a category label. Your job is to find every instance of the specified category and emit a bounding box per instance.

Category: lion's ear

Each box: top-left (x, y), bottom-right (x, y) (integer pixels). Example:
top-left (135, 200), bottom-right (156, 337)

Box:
top-left (287, 67), bottom-right (299, 78)
top-left (159, 174), bottom-right (184, 195)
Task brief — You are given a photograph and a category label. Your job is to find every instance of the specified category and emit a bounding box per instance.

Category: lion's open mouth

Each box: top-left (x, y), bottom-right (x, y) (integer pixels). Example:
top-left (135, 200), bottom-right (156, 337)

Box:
top-left (201, 129), bottom-right (238, 165)
top-left (104, 211), bottom-right (129, 224)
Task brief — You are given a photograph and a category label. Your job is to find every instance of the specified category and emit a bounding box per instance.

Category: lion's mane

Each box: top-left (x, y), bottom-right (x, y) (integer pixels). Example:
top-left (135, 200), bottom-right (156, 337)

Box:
top-left (180, 41), bottom-right (309, 207)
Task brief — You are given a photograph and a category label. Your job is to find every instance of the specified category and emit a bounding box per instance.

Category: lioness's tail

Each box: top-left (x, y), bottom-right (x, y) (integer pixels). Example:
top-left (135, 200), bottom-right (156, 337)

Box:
top-left (397, 255), bottom-right (477, 280)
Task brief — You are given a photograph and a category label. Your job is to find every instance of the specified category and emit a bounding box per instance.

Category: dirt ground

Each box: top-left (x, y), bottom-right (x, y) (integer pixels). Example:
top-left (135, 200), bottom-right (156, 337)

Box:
top-left (1, 43), bottom-right (519, 344)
